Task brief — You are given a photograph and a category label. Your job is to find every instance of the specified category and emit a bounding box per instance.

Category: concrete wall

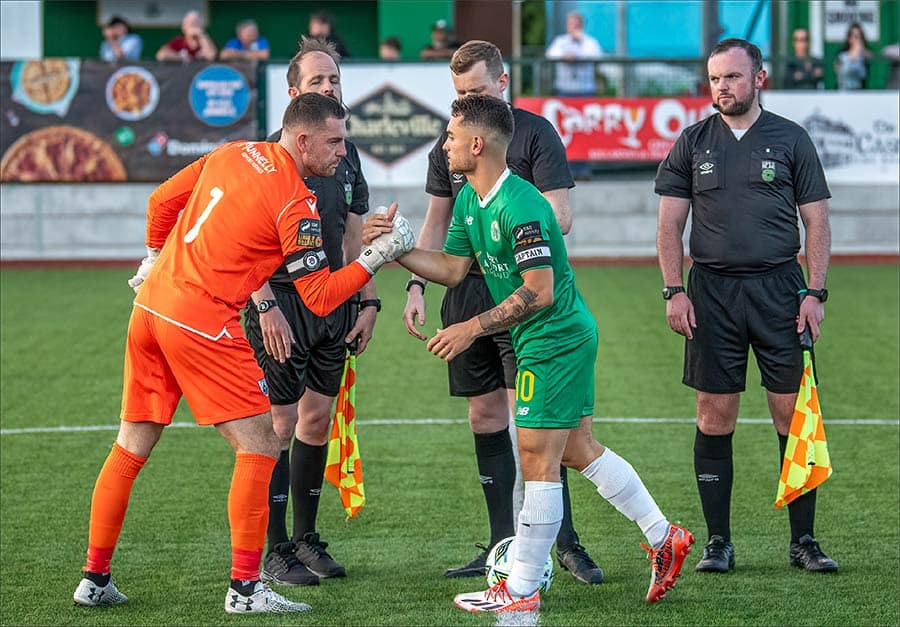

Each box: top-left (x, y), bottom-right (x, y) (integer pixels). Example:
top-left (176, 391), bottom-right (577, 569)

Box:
top-left (2, 176), bottom-right (898, 260)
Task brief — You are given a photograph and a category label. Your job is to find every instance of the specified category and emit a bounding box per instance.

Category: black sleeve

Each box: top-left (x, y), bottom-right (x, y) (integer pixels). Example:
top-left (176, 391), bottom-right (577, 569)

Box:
top-left (654, 131), bottom-right (693, 198)
top-left (345, 142), bottom-right (370, 215)
top-left (791, 130), bottom-right (831, 205)
top-left (424, 133), bottom-right (453, 197)
top-left (529, 117), bottom-right (574, 192)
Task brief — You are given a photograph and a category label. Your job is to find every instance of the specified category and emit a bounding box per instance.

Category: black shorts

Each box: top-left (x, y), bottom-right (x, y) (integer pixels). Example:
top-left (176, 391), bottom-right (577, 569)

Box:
top-left (244, 286), bottom-right (351, 405)
top-left (441, 273), bottom-right (517, 397)
top-left (684, 260), bottom-right (809, 394)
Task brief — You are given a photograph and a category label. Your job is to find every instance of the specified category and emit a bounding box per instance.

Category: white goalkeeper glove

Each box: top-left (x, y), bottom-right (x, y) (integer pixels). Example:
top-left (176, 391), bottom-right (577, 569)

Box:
top-left (128, 246), bottom-right (161, 292)
top-left (357, 212), bottom-right (415, 274)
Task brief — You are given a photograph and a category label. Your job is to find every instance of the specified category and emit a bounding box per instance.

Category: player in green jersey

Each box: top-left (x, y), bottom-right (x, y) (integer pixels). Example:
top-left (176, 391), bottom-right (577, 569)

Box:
top-left (364, 95), bottom-right (694, 614)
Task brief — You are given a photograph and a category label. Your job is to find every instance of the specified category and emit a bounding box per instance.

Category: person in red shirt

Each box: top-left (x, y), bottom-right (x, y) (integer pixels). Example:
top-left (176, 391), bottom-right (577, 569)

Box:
top-left (156, 10), bottom-right (217, 61)
top-left (72, 92), bottom-right (414, 614)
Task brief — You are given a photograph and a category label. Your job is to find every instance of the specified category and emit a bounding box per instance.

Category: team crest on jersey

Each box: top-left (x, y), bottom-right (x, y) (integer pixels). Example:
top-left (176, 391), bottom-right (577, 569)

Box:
top-left (465, 215), bottom-right (474, 225)
top-left (490, 220), bottom-right (501, 242)
top-left (258, 378), bottom-right (269, 396)
top-left (761, 160), bottom-right (775, 182)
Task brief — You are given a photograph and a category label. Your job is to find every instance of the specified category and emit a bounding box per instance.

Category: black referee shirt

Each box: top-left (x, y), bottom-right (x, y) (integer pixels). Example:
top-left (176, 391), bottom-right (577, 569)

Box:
top-left (266, 130), bottom-right (369, 286)
top-left (655, 109), bottom-right (830, 275)
top-left (425, 107), bottom-right (573, 199)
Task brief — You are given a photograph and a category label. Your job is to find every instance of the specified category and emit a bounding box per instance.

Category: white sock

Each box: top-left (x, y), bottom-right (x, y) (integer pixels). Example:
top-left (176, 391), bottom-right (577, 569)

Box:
top-left (582, 449), bottom-right (670, 548)
top-left (508, 411), bottom-right (525, 522)
top-left (505, 481), bottom-right (562, 597)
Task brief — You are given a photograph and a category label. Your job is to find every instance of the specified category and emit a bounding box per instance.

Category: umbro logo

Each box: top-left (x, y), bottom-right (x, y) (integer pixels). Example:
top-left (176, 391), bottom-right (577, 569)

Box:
top-left (697, 473), bottom-right (719, 482)
top-left (452, 172), bottom-right (465, 183)
top-left (699, 162), bottom-right (714, 174)
top-left (479, 474), bottom-right (493, 485)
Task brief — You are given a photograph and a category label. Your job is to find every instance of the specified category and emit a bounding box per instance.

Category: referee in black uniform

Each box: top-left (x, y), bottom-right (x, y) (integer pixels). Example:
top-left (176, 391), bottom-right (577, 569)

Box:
top-left (403, 40), bottom-right (604, 584)
top-left (244, 37), bottom-right (380, 586)
top-left (655, 38), bottom-right (838, 573)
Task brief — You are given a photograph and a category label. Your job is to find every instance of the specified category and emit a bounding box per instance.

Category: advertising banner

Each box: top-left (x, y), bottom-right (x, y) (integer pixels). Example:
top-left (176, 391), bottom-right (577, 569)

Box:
top-left (267, 63), bottom-right (505, 186)
top-left (765, 91), bottom-right (899, 184)
top-left (0, 59), bottom-right (257, 182)
top-left (514, 96), bottom-right (715, 162)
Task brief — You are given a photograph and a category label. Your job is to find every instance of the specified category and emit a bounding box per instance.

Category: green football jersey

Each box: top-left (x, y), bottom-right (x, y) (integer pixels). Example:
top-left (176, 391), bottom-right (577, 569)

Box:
top-left (443, 170), bottom-right (596, 359)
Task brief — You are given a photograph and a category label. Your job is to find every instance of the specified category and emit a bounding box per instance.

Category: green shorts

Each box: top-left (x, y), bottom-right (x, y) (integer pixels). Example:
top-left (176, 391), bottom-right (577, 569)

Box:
top-left (514, 331), bottom-right (597, 429)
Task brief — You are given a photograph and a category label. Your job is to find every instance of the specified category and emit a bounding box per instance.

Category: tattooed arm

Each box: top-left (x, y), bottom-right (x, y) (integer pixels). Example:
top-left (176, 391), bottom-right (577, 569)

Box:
top-left (427, 268), bottom-right (554, 361)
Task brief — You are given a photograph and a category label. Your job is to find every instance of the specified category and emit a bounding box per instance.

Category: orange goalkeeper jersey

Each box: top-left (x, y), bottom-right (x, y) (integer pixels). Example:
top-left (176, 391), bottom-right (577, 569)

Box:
top-left (134, 140), bottom-right (370, 339)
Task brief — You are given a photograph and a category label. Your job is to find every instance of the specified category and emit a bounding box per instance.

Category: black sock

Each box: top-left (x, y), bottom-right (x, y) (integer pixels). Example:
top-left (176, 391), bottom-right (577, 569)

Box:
top-left (290, 438), bottom-right (327, 542)
top-left (694, 428), bottom-right (734, 542)
top-left (84, 571), bottom-right (110, 586)
top-left (473, 428), bottom-right (516, 546)
top-left (778, 434), bottom-right (817, 542)
top-left (267, 449), bottom-right (290, 551)
top-left (555, 466), bottom-right (580, 549)
top-left (230, 579), bottom-right (259, 595)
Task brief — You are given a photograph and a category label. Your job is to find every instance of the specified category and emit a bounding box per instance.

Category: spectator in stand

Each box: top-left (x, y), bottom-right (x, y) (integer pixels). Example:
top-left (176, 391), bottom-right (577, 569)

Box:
top-left (100, 16), bottom-right (142, 62)
top-left (220, 19), bottom-right (270, 61)
top-left (420, 20), bottom-right (461, 60)
top-left (156, 10), bottom-right (217, 62)
top-left (546, 11), bottom-right (603, 97)
top-left (380, 36), bottom-right (402, 61)
top-left (308, 11), bottom-right (350, 58)
top-left (834, 22), bottom-right (871, 90)
top-left (783, 28), bottom-right (823, 90)
top-left (881, 43), bottom-right (900, 90)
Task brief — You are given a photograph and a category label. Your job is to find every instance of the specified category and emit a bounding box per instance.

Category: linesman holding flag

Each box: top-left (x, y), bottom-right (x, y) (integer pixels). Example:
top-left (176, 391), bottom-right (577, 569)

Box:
top-left (655, 38), bottom-right (838, 573)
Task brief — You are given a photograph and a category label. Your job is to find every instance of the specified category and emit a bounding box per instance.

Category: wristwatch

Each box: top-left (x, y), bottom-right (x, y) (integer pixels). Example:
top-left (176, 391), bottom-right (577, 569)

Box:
top-left (806, 288), bottom-right (828, 303)
top-left (662, 286), bottom-right (685, 300)
top-left (256, 299), bottom-right (278, 313)
top-left (406, 279), bottom-right (426, 293)
top-left (359, 298), bottom-right (382, 312)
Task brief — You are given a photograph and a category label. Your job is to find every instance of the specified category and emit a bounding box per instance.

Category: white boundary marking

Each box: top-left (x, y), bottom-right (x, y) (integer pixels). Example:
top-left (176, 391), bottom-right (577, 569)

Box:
top-left (0, 416), bottom-right (897, 436)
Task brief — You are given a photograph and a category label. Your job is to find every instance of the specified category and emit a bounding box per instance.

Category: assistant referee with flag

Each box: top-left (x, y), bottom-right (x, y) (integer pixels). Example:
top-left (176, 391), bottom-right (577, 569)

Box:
top-left (654, 38), bottom-right (838, 573)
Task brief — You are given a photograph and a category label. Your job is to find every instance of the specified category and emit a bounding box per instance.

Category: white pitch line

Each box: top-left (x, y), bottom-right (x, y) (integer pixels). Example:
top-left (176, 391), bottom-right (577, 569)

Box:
top-left (0, 416), bottom-right (897, 436)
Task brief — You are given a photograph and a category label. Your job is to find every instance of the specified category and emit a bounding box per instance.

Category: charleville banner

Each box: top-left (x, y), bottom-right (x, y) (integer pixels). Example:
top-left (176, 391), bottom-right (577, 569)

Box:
top-left (0, 59), bottom-right (257, 182)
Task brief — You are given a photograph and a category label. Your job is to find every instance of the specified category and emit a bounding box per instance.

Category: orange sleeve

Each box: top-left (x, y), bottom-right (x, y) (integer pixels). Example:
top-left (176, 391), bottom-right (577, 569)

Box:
top-left (277, 197), bottom-right (371, 317)
top-left (145, 152), bottom-right (210, 249)
top-left (291, 261), bottom-right (371, 317)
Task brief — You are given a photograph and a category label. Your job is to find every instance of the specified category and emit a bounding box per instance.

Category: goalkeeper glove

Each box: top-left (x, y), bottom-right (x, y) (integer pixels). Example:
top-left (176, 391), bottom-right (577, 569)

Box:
top-left (357, 212), bottom-right (415, 274)
top-left (128, 247), bottom-right (161, 292)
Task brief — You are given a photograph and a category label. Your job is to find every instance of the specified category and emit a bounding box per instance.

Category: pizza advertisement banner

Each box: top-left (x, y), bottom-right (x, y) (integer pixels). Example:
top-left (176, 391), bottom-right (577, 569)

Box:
top-left (0, 59), bottom-right (257, 182)
top-left (514, 96), bottom-right (715, 162)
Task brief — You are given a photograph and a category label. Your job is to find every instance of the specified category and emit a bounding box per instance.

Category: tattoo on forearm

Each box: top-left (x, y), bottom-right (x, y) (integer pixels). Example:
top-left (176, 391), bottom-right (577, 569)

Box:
top-left (477, 285), bottom-right (542, 334)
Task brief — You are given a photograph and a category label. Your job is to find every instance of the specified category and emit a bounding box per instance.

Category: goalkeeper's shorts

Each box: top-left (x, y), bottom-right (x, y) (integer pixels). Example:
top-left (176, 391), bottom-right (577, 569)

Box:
top-left (121, 306), bottom-right (271, 426)
top-left (513, 331), bottom-right (597, 429)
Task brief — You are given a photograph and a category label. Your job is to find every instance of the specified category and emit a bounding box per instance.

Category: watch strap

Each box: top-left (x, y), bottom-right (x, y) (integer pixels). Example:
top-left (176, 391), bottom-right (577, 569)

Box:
top-left (359, 298), bottom-right (382, 312)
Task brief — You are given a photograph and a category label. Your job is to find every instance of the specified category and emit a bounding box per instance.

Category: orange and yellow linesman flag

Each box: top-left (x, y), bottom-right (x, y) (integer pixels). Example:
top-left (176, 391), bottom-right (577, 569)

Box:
top-left (775, 348), bottom-right (832, 508)
top-left (325, 351), bottom-right (365, 519)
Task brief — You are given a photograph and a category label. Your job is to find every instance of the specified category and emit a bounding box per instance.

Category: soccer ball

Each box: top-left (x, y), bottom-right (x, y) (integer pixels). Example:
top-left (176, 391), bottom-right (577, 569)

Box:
top-left (485, 536), bottom-right (553, 593)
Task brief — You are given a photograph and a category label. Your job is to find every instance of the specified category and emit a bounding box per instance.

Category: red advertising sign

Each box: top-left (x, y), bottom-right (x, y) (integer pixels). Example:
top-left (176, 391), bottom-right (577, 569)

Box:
top-left (515, 96), bottom-right (716, 162)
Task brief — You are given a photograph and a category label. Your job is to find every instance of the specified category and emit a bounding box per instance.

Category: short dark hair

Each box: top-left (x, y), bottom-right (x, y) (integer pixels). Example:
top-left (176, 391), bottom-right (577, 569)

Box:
top-left (310, 10), bottom-right (333, 25)
top-left (451, 95), bottom-right (514, 146)
top-left (450, 40), bottom-right (504, 79)
top-left (382, 36), bottom-right (402, 52)
top-left (282, 92), bottom-right (346, 132)
top-left (709, 38), bottom-right (763, 75)
top-left (105, 15), bottom-right (130, 32)
top-left (287, 36), bottom-right (341, 89)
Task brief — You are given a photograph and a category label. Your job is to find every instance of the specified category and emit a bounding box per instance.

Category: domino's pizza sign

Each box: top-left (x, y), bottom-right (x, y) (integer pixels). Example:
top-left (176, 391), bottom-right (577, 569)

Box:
top-left (190, 65), bottom-right (250, 127)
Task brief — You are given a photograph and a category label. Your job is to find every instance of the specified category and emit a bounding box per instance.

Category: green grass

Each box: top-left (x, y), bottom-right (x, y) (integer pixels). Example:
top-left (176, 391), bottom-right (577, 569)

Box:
top-left (1, 264), bottom-right (899, 626)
